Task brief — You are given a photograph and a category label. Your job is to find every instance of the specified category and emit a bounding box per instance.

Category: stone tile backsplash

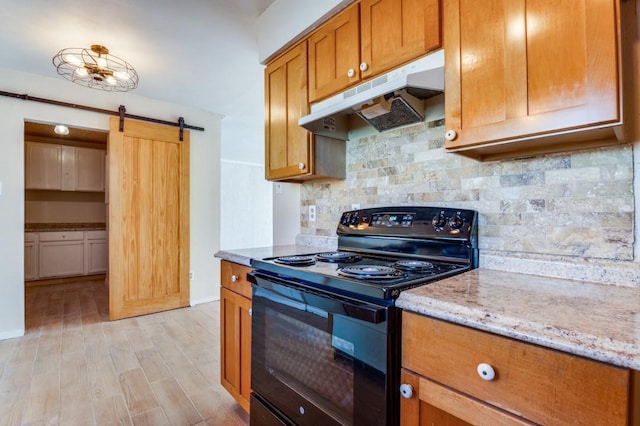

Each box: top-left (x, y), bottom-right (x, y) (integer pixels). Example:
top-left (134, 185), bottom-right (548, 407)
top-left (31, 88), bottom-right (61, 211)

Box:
top-left (301, 121), bottom-right (635, 261)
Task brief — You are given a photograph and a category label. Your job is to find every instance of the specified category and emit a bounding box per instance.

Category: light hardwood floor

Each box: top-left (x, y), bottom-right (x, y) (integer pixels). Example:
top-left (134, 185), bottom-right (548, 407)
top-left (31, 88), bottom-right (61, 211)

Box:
top-left (0, 280), bottom-right (250, 426)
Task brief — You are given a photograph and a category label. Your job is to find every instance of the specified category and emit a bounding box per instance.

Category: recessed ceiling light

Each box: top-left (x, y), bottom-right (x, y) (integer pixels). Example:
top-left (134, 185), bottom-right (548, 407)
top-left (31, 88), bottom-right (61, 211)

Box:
top-left (54, 124), bottom-right (69, 135)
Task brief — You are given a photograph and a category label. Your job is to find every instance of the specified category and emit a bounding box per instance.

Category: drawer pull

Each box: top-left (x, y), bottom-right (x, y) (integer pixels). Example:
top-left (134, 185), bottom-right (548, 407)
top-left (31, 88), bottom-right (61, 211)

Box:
top-left (231, 274), bottom-right (239, 282)
top-left (399, 383), bottom-right (413, 399)
top-left (477, 363), bottom-right (496, 381)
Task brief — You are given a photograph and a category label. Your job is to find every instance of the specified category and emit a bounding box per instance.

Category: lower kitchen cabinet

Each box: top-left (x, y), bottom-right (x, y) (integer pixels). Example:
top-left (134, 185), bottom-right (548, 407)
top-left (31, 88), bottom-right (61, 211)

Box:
top-left (401, 311), bottom-right (638, 425)
top-left (220, 260), bottom-right (252, 413)
top-left (25, 230), bottom-right (107, 281)
top-left (85, 230), bottom-right (108, 274)
top-left (38, 231), bottom-right (85, 278)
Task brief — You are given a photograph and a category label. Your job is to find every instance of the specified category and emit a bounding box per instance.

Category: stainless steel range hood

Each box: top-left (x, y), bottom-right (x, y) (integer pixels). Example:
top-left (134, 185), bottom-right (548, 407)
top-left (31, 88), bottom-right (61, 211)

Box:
top-left (298, 50), bottom-right (444, 140)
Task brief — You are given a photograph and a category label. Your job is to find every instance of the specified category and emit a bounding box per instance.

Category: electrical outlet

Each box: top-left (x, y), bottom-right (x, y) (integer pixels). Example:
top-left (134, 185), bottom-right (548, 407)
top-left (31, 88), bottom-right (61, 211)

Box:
top-left (189, 271), bottom-right (194, 280)
top-left (309, 205), bottom-right (316, 222)
top-left (351, 203), bottom-right (360, 210)
top-left (275, 182), bottom-right (283, 194)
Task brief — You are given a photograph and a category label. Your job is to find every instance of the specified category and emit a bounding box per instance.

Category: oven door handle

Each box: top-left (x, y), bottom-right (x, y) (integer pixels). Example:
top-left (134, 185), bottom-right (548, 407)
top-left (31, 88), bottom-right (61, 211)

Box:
top-left (248, 271), bottom-right (387, 324)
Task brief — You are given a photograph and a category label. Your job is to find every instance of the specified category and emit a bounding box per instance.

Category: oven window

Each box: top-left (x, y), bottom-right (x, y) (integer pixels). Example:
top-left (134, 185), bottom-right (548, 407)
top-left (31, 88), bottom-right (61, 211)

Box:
top-left (266, 308), bottom-right (355, 421)
top-left (252, 285), bottom-right (387, 426)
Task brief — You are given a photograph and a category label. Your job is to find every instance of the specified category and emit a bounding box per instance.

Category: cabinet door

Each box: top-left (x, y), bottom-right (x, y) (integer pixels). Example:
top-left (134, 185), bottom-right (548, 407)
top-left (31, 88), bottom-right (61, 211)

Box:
top-left (308, 3), bottom-right (360, 102)
top-left (265, 42), bottom-right (313, 180)
top-left (60, 145), bottom-right (76, 190)
top-left (399, 369), bottom-right (529, 425)
top-left (360, 0), bottom-right (441, 79)
top-left (76, 147), bottom-right (106, 191)
top-left (25, 142), bottom-right (61, 189)
top-left (39, 240), bottom-right (85, 278)
top-left (85, 232), bottom-right (108, 275)
top-left (444, 0), bottom-right (620, 152)
top-left (220, 287), bottom-right (252, 413)
top-left (24, 234), bottom-right (38, 281)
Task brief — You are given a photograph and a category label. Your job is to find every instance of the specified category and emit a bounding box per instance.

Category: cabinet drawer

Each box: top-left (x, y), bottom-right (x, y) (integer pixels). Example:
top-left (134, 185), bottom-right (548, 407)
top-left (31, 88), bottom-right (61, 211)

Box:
top-left (402, 312), bottom-right (630, 425)
top-left (39, 231), bottom-right (84, 242)
top-left (220, 261), bottom-right (253, 299)
top-left (86, 230), bottom-right (107, 240)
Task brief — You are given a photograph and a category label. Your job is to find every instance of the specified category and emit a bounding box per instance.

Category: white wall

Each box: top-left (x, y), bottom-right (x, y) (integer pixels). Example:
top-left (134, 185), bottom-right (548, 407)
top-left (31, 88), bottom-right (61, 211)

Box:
top-left (220, 160), bottom-right (273, 249)
top-left (0, 67), bottom-right (222, 338)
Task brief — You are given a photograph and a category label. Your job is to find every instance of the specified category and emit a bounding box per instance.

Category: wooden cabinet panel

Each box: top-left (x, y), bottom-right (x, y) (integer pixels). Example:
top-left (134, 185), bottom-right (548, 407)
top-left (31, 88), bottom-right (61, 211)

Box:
top-left (444, 0), bottom-right (621, 159)
top-left (25, 142), bottom-right (61, 189)
top-left (265, 42), bottom-right (313, 180)
top-left (402, 312), bottom-right (631, 425)
top-left (220, 287), bottom-right (252, 413)
top-left (220, 260), bottom-right (253, 413)
top-left (360, 0), bottom-right (441, 79)
top-left (400, 369), bottom-right (528, 426)
top-left (220, 261), bottom-right (253, 299)
top-left (308, 3), bottom-right (360, 102)
top-left (308, 0), bottom-right (441, 103)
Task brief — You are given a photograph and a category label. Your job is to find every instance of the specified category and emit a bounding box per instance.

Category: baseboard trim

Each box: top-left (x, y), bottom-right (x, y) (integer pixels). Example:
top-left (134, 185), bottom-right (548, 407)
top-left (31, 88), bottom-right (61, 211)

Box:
top-left (190, 296), bottom-right (218, 306)
top-left (0, 329), bottom-right (25, 341)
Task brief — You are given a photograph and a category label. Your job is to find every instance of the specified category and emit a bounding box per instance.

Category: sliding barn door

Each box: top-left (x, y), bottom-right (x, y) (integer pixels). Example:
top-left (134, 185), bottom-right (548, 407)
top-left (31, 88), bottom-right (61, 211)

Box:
top-left (108, 117), bottom-right (190, 320)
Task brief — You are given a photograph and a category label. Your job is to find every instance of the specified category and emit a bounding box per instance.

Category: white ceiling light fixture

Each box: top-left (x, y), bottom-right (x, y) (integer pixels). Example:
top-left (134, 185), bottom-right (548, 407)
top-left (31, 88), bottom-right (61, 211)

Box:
top-left (53, 124), bottom-right (69, 135)
top-left (52, 44), bottom-right (139, 92)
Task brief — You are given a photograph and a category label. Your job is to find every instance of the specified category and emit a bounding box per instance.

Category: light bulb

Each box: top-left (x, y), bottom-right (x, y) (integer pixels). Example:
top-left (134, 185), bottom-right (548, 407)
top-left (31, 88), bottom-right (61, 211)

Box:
top-left (75, 67), bottom-right (88, 77)
top-left (96, 57), bottom-right (107, 68)
top-left (64, 54), bottom-right (82, 66)
top-left (54, 124), bottom-right (69, 135)
top-left (106, 76), bottom-right (117, 85)
top-left (114, 71), bottom-right (130, 80)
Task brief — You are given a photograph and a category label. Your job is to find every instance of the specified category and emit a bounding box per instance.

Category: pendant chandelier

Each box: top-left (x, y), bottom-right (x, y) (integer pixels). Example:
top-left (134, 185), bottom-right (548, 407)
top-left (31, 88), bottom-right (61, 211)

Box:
top-left (52, 44), bottom-right (139, 92)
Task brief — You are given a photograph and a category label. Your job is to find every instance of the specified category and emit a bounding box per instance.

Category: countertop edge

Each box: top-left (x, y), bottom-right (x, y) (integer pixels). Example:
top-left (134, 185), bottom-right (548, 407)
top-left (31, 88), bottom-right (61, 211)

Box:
top-left (397, 275), bottom-right (640, 370)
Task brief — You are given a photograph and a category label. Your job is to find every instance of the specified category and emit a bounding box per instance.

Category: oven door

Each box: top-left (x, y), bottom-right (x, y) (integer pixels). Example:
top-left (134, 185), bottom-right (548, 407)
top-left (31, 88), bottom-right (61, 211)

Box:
top-left (249, 271), bottom-right (394, 426)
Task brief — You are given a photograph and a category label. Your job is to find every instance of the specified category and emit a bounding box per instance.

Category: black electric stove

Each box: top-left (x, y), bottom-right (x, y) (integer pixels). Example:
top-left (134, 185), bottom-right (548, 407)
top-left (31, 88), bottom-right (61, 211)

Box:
top-left (251, 206), bottom-right (478, 303)
top-left (249, 206), bottom-right (478, 426)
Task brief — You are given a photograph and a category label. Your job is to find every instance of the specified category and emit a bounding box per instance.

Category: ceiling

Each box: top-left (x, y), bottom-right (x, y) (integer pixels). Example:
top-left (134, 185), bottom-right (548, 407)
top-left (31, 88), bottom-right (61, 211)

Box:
top-left (0, 0), bottom-right (275, 122)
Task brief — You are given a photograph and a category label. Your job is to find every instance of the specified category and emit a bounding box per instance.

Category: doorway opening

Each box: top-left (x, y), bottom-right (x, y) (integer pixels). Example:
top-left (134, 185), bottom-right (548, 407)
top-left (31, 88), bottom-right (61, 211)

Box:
top-left (23, 120), bottom-right (109, 323)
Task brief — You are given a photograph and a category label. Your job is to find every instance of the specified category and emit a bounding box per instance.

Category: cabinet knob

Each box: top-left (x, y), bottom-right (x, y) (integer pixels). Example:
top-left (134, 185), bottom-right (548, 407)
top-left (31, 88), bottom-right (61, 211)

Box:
top-left (399, 383), bottom-right (413, 399)
top-left (231, 274), bottom-right (239, 282)
top-left (445, 129), bottom-right (458, 141)
top-left (477, 363), bottom-right (496, 381)
top-left (359, 62), bottom-right (369, 72)
top-left (347, 68), bottom-right (355, 78)
top-left (298, 163), bottom-right (306, 170)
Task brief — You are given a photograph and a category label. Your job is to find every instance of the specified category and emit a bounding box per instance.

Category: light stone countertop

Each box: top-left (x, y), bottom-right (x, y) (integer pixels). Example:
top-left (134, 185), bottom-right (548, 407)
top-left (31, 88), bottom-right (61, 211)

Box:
top-left (396, 268), bottom-right (640, 370)
top-left (25, 223), bottom-right (107, 232)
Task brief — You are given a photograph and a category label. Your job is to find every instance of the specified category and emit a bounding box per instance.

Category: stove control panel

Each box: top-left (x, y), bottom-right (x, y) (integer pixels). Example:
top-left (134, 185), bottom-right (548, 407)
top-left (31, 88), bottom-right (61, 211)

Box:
top-left (338, 206), bottom-right (478, 242)
top-left (371, 213), bottom-right (415, 227)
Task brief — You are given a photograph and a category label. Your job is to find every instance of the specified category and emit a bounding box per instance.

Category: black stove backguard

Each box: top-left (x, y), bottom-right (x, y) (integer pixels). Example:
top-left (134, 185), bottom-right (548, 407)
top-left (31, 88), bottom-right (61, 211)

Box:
top-left (249, 206), bottom-right (479, 426)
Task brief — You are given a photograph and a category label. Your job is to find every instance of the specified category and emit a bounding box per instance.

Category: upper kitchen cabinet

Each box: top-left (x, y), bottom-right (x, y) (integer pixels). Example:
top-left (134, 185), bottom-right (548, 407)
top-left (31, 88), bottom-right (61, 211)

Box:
top-left (444, 0), bottom-right (624, 160)
top-left (308, 0), bottom-right (442, 103)
top-left (265, 42), bottom-right (312, 180)
top-left (265, 42), bottom-right (346, 182)
top-left (25, 142), bottom-right (106, 191)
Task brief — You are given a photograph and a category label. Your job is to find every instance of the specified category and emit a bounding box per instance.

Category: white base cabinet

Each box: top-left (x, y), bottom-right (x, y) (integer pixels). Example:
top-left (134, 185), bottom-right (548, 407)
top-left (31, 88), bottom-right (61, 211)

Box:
top-left (25, 230), bottom-right (108, 280)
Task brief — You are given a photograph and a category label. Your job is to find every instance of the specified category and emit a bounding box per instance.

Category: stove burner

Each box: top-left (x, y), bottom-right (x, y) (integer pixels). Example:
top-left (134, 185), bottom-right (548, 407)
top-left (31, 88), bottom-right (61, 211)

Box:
top-left (316, 252), bottom-right (362, 263)
top-left (274, 255), bottom-right (316, 266)
top-left (394, 259), bottom-right (436, 271)
top-left (338, 265), bottom-right (406, 280)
